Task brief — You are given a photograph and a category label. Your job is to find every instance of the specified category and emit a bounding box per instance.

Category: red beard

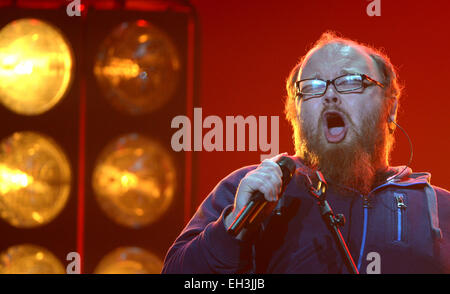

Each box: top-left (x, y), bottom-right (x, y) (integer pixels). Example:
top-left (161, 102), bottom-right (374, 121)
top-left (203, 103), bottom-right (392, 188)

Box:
top-left (299, 104), bottom-right (393, 195)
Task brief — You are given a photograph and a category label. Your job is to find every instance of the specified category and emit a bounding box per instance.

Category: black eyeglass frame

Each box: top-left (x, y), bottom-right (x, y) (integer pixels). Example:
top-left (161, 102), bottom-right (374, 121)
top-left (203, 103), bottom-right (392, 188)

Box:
top-left (295, 73), bottom-right (385, 99)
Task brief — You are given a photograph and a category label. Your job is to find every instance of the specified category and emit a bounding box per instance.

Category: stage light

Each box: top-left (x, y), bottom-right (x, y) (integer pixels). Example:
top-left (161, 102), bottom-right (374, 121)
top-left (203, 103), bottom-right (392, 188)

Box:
top-left (0, 2), bottom-right (196, 272)
top-left (92, 133), bottom-right (176, 228)
top-left (0, 18), bottom-right (73, 115)
top-left (93, 246), bottom-right (163, 274)
top-left (0, 132), bottom-right (72, 228)
top-left (93, 20), bottom-right (181, 115)
top-left (0, 244), bottom-right (65, 274)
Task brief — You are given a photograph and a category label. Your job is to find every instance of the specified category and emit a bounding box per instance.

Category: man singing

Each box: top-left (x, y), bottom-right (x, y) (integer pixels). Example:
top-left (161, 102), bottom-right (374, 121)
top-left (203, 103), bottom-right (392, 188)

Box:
top-left (162, 32), bottom-right (450, 273)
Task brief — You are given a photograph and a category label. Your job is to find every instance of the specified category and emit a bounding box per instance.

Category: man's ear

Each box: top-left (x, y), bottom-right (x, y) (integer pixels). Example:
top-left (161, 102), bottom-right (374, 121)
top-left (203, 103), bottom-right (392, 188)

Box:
top-left (388, 98), bottom-right (398, 123)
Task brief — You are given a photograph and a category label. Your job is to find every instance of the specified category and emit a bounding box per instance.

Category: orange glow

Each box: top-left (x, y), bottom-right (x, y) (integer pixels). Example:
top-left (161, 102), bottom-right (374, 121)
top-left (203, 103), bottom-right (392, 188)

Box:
top-left (0, 132), bottom-right (72, 228)
top-left (93, 20), bottom-right (180, 115)
top-left (94, 57), bottom-right (140, 84)
top-left (0, 164), bottom-right (34, 194)
top-left (0, 18), bottom-right (73, 115)
top-left (94, 247), bottom-right (163, 274)
top-left (92, 134), bottom-right (176, 228)
top-left (0, 244), bottom-right (65, 274)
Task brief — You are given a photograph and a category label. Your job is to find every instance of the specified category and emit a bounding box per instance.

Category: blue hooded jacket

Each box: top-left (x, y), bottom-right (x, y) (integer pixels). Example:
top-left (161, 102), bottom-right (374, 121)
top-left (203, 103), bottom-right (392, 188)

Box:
top-left (162, 157), bottom-right (450, 273)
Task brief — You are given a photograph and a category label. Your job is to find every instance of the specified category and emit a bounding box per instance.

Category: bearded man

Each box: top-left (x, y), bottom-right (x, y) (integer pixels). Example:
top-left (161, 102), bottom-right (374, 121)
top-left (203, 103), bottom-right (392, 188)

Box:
top-left (162, 32), bottom-right (450, 274)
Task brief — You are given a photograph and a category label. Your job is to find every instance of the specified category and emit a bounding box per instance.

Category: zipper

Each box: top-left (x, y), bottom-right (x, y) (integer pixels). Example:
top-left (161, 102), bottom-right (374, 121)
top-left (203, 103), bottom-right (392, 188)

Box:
top-left (394, 193), bottom-right (407, 242)
top-left (357, 196), bottom-right (370, 271)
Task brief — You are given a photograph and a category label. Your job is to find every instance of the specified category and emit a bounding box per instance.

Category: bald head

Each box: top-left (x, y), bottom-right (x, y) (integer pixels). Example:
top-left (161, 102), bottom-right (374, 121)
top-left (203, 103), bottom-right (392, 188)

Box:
top-left (299, 41), bottom-right (383, 85)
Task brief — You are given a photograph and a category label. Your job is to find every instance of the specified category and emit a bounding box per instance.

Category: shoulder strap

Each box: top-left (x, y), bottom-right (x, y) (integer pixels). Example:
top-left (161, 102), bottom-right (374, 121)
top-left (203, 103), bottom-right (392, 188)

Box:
top-left (424, 184), bottom-right (443, 241)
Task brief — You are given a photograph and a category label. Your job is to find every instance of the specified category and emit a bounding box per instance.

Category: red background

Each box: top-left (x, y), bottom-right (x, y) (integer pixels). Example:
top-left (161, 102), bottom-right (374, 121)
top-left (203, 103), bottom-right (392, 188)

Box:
top-left (190, 0), bottom-right (450, 206)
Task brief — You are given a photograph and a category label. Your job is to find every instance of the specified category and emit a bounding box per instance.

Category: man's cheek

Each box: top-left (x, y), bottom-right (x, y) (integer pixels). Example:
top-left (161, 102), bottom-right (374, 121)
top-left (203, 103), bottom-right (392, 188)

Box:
top-left (304, 115), bottom-right (320, 134)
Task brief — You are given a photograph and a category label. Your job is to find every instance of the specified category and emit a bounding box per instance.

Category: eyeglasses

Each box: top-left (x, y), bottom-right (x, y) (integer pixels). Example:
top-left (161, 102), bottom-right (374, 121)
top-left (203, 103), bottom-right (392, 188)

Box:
top-left (295, 73), bottom-right (385, 99)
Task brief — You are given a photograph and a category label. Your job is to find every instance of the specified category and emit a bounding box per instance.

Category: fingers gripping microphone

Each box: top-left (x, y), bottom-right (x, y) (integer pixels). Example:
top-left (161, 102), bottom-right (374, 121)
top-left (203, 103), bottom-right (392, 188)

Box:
top-left (227, 156), bottom-right (296, 237)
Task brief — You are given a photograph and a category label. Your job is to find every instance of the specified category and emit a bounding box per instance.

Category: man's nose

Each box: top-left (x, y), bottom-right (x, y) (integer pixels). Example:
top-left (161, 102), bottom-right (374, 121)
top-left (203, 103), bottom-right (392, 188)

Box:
top-left (322, 83), bottom-right (341, 106)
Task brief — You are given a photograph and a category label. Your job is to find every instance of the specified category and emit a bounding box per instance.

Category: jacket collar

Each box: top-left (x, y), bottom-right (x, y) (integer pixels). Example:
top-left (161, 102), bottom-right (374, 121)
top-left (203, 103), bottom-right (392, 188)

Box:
top-left (384, 165), bottom-right (430, 185)
top-left (287, 156), bottom-right (431, 197)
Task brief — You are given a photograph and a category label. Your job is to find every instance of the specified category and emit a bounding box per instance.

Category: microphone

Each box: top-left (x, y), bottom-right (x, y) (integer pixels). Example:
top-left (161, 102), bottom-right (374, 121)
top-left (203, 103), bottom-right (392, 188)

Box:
top-left (227, 156), bottom-right (297, 237)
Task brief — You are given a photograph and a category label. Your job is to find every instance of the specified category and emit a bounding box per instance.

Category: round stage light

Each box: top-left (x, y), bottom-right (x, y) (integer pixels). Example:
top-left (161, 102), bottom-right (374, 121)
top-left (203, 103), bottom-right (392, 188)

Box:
top-left (93, 20), bottom-right (181, 115)
top-left (92, 134), bottom-right (176, 228)
top-left (0, 18), bottom-right (73, 115)
top-left (0, 132), bottom-right (72, 228)
top-left (94, 247), bottom-right (163, 274)
top-left (0, 244), bottom-right (65, 274)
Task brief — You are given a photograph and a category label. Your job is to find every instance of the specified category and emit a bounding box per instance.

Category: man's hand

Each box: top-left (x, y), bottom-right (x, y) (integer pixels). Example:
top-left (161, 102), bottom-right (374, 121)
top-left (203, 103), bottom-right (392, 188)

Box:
top-left (224, 153), bottom-right (287, 236)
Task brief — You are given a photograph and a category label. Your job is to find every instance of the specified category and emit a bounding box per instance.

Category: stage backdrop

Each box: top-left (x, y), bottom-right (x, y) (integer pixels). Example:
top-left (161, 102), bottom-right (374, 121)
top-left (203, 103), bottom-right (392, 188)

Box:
top-left (190, 0), bottom-right (450, 206)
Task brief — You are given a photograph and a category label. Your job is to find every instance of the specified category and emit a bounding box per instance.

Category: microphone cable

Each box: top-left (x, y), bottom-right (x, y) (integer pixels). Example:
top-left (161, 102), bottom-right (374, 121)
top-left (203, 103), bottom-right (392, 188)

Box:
top-left (386, 120), bottom-right (414, 182)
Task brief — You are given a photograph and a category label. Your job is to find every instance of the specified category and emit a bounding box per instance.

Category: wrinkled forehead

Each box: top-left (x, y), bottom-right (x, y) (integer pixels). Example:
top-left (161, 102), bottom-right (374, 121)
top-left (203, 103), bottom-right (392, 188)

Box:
top-left (299, 42), bottom-right (379, 81)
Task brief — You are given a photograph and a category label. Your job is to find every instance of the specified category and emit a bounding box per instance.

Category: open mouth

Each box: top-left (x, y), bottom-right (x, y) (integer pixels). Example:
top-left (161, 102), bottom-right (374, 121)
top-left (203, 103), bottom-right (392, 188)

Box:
top-left (323, 111), bottom-right (348, 143)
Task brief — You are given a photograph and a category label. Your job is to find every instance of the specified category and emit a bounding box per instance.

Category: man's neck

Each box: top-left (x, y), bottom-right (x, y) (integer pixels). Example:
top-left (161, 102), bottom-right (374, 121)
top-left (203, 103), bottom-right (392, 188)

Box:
top-left (372, 165), bottom-right (395, 188)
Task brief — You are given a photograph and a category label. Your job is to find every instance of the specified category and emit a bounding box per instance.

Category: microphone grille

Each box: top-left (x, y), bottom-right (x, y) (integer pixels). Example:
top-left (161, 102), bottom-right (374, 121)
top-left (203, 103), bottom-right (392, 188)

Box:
top-left (276, 156), bottom-right (296, 183)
